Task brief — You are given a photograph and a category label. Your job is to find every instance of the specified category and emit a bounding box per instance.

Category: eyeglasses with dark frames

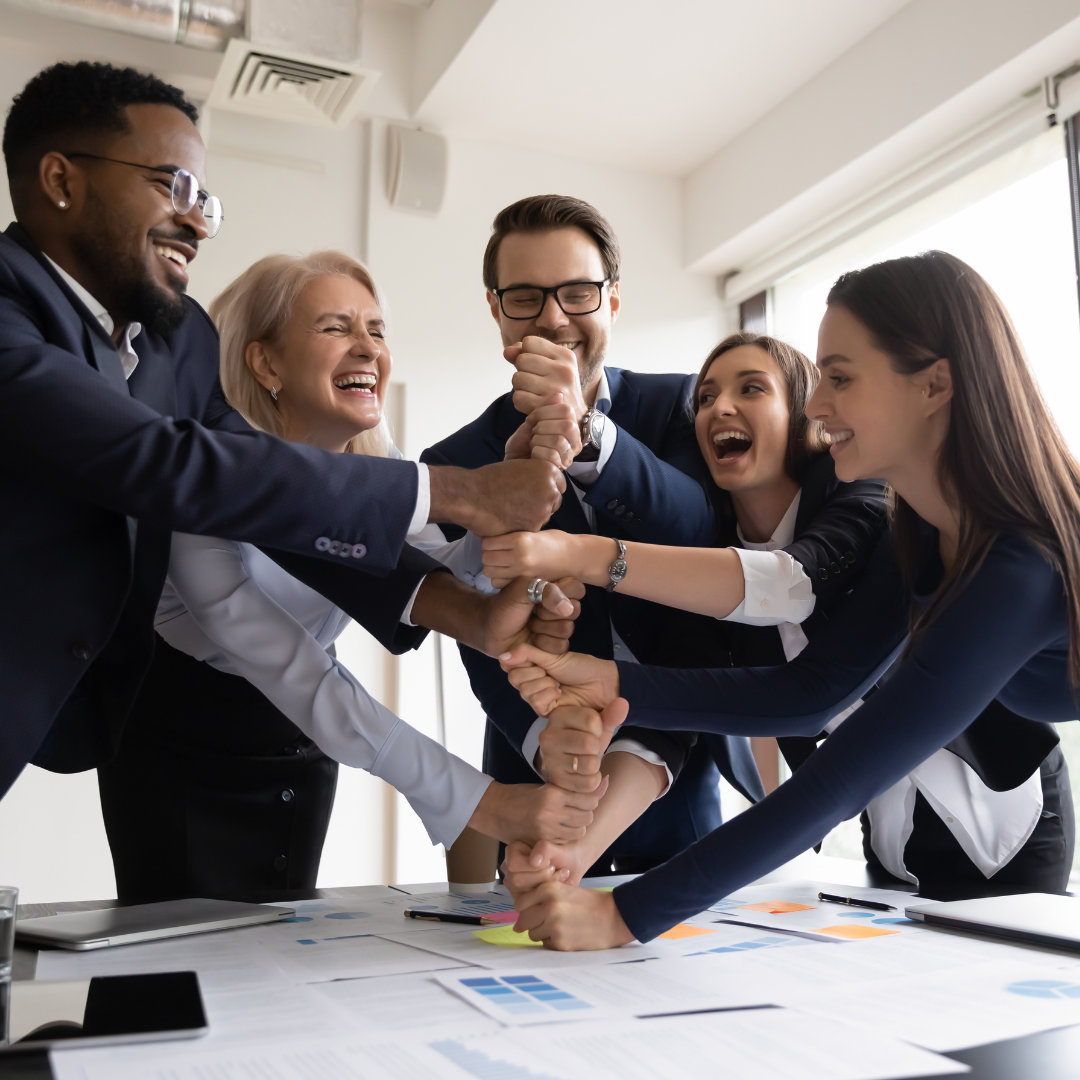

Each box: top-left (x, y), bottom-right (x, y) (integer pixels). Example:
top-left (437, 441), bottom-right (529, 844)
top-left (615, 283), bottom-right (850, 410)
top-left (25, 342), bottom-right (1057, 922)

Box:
top-left (493, 279), bottom-right (611, 320)
top-left (64, 152), bottom-right (224, 238)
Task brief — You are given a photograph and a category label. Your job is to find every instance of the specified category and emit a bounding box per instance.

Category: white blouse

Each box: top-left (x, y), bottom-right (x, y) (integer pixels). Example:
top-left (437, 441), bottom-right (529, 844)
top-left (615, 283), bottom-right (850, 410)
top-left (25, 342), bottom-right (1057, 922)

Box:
top-left (154, 522), bottom-right (492, 850)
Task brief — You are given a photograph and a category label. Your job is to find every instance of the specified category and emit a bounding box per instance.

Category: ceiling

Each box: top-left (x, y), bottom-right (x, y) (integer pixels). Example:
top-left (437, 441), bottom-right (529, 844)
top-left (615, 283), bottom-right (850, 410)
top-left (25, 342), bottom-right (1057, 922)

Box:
top-left (0, 0), bottom-right (914, 178)
top-left (408, 0), bottom-right (913, 175)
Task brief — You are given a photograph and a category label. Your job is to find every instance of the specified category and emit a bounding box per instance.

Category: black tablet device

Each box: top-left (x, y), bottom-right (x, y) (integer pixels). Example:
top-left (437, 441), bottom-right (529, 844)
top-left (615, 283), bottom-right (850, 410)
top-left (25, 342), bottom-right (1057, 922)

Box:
top-left (1, 971), bottom-right (208, 1052)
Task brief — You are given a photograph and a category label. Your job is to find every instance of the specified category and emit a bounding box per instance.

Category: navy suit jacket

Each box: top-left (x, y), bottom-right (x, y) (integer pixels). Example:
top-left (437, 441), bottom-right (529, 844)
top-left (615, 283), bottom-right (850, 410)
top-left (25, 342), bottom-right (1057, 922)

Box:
top-left (423, 367), bottom-right (761, 865)
top-left (0, 224), bottom-right (437, 796)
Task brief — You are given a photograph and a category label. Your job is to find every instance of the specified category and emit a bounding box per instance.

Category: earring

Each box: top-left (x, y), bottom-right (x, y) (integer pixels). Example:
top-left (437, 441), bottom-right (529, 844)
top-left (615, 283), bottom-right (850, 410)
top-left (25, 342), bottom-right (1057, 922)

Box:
top-left (270, 386), bottom-right (279, 402)
top-left (57, 201), bottom-right (66, 209)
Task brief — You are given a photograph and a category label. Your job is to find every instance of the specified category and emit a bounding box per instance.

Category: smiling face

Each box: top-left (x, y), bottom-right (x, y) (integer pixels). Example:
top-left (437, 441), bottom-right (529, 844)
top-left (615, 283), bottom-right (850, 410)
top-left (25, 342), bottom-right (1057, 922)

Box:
top-left (809, 303), bottom-right (945, 492)
top-left (252, 274), bottom-right (390, 452)
top-left (487, 226), bottom-right (619, 396)
top-left (694, 344), bottom-right (797, 510)
top-left (63, 103), bottom-right (208, 336)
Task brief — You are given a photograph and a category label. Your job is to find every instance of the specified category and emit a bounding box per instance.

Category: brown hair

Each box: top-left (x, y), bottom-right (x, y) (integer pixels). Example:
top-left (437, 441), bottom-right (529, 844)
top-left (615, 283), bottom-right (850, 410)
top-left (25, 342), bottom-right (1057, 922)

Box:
top-left (828, 250), bottom-right (1080, 683)
top-left (209, 251), bottom-right (391, 458)
top-left (694, 330), bottom-right (829, 483)
top-left (482, 194), bottom-right (621, 290)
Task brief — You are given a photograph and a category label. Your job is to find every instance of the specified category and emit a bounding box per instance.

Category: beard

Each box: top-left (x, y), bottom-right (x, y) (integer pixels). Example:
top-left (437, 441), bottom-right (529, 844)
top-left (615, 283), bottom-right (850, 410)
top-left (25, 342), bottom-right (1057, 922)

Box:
top-left (70, 193), bottom-right (189, 337)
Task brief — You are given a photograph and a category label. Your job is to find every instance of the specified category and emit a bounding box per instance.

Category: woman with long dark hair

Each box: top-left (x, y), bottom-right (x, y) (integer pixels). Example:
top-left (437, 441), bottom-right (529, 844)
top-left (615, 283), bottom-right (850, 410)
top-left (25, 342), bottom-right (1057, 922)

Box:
top-left (500, 251), bottom-right (1080, 948)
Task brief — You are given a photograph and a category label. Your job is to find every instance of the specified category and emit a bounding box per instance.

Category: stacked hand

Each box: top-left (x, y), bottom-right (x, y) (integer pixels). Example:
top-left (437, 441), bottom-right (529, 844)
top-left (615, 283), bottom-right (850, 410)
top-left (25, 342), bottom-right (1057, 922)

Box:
top-left (506, 336), bottom-right (588, 420)
top-left (482, 529), bottom-right (579, 589)
top-left (502, 840), bottom-right (634, 951)
top-left (481, 577), bottom-right (583, 659)
top-left (503, 397), bottom-right (582, 470)
top-left (499, 643), bottom-right (620, 714)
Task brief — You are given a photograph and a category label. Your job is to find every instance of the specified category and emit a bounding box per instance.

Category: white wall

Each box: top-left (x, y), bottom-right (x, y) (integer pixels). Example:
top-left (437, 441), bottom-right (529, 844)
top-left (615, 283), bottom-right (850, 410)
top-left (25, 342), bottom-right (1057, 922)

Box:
top-left (0, 50), bottom-right (724, 899)
top-left (684, 0), bottom-right (1080, 277)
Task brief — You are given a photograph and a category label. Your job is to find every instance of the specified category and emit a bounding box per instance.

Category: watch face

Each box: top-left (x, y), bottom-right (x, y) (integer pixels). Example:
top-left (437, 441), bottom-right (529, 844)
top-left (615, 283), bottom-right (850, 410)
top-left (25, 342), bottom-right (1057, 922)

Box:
top-left (587, 409), bottom-right (606, 448)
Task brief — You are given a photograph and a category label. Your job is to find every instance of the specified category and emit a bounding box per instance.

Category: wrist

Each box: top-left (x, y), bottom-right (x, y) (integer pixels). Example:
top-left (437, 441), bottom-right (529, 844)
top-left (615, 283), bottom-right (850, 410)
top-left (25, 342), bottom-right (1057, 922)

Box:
top-left (467, 780), bottom-right (503, 841)
top-left (427, 465), bottom-right (470, 527)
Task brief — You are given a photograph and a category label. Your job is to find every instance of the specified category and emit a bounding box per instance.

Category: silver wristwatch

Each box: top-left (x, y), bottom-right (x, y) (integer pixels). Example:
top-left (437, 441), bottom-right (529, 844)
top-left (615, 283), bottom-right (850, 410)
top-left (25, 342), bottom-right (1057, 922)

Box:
top-left (576, 407), bottom-right (606, 463)
top-left (606, 538), bottom-right (627, 592)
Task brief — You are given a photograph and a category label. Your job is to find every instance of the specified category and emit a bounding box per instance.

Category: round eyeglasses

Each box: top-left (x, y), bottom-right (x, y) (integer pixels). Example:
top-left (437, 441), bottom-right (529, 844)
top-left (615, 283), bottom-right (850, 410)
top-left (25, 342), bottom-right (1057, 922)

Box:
top-left (64, 151), bottom-right (224, 238)
top-left (493, 279), bottom-right (611, 320)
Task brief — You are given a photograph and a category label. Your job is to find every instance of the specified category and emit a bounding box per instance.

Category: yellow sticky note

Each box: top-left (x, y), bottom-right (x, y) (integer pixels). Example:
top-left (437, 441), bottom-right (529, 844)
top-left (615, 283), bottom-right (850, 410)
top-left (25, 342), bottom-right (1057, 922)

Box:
top-left (740, 901), bottom-right (815, 914)
top-left (658, 923), bottom-right (716, 940)
top-left (814, 923), bottom-right (900, 940)
top-left (474, 924), bottom-right (543, 948)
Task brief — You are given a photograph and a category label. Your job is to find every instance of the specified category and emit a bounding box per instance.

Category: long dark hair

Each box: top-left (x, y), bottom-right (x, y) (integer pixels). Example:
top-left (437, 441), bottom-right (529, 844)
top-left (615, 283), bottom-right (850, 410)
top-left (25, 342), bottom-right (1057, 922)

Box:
top-left (828, 250), bottom-right (1080, 683)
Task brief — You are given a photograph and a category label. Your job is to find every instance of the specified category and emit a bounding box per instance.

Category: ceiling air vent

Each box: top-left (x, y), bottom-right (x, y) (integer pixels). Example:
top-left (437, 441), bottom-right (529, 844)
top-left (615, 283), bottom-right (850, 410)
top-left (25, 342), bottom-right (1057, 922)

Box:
top-left (206, 38), bottom-right (379, 127)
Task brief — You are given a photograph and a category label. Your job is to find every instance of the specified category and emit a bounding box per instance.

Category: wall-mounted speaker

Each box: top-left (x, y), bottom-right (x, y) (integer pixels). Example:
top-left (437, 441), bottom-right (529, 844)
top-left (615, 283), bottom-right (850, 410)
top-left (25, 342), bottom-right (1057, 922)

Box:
top-left (386, 124), bottom-right (448, 215)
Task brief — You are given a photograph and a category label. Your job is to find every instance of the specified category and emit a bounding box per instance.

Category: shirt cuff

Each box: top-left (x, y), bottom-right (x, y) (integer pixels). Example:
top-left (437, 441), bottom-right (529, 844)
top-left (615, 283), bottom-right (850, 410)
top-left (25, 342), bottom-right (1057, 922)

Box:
top-left (727, 547), bottom-right (816, 625)
top-left (605, 738), bottom-right (673, 797)
top-left (410, 462), bottom-right (430, 537)
top-left (567, 416), bottom-right (617, 486)
top-left (522, 716), bottom-right (547, 776)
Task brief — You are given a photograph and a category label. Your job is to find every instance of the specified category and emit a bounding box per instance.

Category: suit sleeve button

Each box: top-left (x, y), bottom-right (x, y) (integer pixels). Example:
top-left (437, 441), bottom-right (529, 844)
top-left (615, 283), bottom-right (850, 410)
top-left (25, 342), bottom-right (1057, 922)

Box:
top-left (273, 854), bottom-right (288, 871)
top-left (71, 643), bottom-right (92, 661)
top-left (280, 789), bottom-right (295, 803)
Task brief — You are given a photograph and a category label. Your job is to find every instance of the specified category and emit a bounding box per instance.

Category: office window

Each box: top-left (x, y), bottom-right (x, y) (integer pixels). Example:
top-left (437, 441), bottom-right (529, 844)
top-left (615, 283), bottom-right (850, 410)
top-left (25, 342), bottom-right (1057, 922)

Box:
top-left (769, 121), bottom-right (1080, 870)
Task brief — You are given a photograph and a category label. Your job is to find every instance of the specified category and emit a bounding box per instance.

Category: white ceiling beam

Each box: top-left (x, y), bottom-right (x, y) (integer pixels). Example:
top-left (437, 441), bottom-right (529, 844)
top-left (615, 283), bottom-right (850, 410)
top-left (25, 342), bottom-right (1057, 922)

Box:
top-left (409, 0), bottom-right (496, 116)
top-left (684, 0), bottom-right (1080, 277)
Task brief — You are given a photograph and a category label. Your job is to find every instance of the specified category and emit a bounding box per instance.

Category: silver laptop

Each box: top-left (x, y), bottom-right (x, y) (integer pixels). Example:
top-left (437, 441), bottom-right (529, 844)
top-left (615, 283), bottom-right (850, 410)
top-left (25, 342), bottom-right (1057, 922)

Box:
top-left (16, 898), bottom-right (295, 950)
top-left (905, 892), bottom-right (1080, 952)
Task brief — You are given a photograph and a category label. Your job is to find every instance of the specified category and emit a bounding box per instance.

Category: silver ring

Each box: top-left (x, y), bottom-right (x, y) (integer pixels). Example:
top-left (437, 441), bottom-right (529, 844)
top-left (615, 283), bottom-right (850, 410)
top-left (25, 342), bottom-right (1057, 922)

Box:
top-left (571, 755), bottom-right (579, 774)
top-left (527, 577), bottom-right (548, 605)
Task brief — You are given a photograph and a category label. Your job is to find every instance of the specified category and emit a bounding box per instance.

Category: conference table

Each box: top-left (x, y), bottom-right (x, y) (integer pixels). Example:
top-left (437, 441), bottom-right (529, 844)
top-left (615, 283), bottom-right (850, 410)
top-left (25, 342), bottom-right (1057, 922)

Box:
top-left (7, 855), bottom-right (1080, 1080)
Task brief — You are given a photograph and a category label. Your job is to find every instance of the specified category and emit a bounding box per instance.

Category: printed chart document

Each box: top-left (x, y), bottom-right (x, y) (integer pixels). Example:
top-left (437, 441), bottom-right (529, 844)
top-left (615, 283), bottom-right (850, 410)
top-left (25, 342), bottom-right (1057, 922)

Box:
top-left (50, 1004), bottom-right (966, 1080)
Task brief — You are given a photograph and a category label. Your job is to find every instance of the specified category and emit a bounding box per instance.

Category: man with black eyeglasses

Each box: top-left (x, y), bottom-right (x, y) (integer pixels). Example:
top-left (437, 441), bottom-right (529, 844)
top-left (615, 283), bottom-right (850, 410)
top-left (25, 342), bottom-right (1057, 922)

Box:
top-left (423, 194), bottom-right (766, 879)
top-left (0, 64), bottom-right (570, 820)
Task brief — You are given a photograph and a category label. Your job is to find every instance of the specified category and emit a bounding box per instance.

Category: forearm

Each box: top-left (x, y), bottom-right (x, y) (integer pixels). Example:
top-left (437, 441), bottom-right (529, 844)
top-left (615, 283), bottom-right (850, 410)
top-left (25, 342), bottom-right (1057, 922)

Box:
top-left (617, 542), bottom-right (744, 617)
top-left (410, 571), bottom-right (490, 654)
top-left (574, 751), bottom-right (667, 868)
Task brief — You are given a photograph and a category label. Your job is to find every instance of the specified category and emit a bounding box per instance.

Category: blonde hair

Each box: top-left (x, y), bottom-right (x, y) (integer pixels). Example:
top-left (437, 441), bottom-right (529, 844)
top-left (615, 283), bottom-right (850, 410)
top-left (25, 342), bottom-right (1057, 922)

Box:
top-left (210, 251), bottom-right (392, 457)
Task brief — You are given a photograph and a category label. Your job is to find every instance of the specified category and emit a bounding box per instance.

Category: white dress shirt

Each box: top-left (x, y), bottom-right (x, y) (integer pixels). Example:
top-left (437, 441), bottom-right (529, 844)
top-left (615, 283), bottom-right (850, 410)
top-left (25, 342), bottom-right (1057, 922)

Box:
top-left (155, 509), bottom-right (489, 851)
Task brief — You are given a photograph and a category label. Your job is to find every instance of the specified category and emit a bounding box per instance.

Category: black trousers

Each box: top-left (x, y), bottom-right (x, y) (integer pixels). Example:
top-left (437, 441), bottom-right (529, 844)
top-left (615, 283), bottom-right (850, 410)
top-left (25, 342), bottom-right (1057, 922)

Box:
top-left (98, 639), bottom-right (338, 903)
top-left (862, 746), bottom-right (1074, 899)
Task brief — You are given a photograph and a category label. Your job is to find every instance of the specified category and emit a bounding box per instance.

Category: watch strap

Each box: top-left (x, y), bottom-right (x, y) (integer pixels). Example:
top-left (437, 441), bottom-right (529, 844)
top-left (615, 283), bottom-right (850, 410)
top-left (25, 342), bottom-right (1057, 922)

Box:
top-left (606, 538), bottom-right (628, 592)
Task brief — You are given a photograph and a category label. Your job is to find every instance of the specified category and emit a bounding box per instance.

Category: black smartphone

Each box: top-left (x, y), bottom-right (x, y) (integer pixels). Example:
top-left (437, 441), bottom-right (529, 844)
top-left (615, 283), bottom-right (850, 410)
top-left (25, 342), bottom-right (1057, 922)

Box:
top-left (1, 971), bottom-right (207, 1052)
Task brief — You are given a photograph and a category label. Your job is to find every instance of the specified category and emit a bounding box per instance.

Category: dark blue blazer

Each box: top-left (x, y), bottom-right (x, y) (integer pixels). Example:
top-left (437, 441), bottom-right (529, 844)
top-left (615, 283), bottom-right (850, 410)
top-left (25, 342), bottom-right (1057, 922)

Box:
top-left (423, 367), bottom-right (760, 864)
top-left (0, 225), bottom-right (436, 796)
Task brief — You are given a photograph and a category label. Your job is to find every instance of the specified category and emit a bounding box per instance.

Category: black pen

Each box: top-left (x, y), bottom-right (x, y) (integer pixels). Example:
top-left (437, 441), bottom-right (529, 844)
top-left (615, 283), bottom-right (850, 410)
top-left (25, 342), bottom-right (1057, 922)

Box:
top-left (403, 908), bottom-right (502, 926)
top-left (817, 891), bottom-right (896, 912)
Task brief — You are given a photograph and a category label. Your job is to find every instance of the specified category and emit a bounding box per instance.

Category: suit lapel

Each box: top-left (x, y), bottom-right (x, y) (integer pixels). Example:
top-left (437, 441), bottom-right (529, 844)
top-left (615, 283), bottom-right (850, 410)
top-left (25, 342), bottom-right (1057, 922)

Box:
top-left (5, 223), bottom-right (132, 394)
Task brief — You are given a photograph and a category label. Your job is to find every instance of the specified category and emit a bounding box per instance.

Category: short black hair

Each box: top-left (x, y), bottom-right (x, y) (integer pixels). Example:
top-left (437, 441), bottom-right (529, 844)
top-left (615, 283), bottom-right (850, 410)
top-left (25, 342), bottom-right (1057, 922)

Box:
top-left (3, 61), bottom-right (199, 186)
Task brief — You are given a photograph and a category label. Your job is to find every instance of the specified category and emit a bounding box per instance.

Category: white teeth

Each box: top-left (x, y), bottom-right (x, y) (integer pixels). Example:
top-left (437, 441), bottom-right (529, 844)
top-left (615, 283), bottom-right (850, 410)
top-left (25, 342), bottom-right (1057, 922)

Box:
top-left (154, 245), bottom-right (187, 268)
top-left (333, 373), bottom-right (377, 390)
top-left (828, 430), bottom-right (853, 444)
top-left (712, 430), bottom-right (751, 445)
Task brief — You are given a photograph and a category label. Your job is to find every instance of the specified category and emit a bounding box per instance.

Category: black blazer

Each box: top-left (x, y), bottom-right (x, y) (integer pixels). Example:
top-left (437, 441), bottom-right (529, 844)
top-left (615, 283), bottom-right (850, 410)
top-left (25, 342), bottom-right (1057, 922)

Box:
top-left (0, 225), bottom-right (436, 795)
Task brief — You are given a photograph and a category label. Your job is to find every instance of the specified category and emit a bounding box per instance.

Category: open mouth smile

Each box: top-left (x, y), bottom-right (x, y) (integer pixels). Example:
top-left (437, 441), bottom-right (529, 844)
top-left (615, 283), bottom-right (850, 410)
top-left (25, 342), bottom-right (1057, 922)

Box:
top-left (710, 428), bottom-right (753, 464)
top-left (152, 240), bottom-right (195, 286)
top-left (826, 428), bottom-right (853, 454)
top-left (332, 372), bottom-right (377, 394)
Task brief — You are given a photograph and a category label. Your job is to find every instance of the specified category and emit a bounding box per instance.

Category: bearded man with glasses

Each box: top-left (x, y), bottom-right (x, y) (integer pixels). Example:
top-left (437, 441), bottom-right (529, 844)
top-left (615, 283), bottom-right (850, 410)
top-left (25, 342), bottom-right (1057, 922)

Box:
top-left (0, 63), bottom-right (573, 862)
top-left (423, 194), bottom-right (767, 880)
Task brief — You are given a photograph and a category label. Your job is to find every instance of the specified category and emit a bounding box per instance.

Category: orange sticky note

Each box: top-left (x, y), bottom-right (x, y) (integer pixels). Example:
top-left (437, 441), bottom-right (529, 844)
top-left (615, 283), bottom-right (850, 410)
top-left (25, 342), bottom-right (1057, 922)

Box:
top-left (659, 923), bottom-right (717, 940)
top-left (740, 901), bottom-right (815, 914)
top-left (814, 923), bottom-right (900, 940)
